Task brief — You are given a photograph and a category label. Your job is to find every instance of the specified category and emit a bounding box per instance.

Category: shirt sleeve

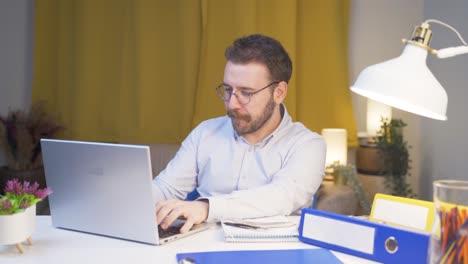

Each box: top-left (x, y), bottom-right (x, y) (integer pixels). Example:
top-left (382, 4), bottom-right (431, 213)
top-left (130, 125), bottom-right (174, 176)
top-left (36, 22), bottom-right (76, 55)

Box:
top-left (151, 129), bottom-right (199, 204)
top-left (202, 136), bottom-right (326, 221)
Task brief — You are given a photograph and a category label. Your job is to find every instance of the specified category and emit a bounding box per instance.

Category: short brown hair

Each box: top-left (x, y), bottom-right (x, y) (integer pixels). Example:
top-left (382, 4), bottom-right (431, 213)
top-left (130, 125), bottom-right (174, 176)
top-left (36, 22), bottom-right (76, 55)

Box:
top-left (225, 34), bottom-right (292, 83)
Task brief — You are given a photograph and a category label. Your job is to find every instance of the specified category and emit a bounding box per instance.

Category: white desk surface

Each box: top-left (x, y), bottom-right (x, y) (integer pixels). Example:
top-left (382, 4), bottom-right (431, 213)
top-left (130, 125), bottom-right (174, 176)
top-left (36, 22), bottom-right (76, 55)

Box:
top-left (0, 216), bottom-right (380, 264)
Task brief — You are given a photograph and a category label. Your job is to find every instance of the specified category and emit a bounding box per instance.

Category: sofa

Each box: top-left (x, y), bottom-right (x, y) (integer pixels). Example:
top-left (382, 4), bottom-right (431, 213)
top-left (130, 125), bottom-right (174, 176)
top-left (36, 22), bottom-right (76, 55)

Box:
top-left (149, 144), bottom-right (357, 215)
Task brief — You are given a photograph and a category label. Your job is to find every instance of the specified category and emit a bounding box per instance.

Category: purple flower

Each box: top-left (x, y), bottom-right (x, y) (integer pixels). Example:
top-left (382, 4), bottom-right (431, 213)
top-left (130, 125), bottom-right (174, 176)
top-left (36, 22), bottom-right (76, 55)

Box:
top-left (24, 181), bottom-right (40, 195)
top-left (5, 179), bottom-right (51, 199)
top-left (4, 179), bottom-right (24, 195)
top-left (33, 187), bottom-right (52, 199)
top-left (1, 179), bottom-right (52, 214)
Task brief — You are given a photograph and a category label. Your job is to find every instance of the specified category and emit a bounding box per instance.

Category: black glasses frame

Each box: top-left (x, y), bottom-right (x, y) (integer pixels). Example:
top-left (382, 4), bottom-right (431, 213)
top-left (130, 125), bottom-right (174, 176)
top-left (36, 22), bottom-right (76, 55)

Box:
top-left (215, 81), bottom-right (280, 105)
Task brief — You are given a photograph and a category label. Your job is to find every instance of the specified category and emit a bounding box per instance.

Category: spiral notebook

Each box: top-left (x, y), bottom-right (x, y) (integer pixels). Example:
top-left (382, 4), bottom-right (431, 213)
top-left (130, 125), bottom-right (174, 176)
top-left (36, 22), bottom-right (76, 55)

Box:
top-left (221, 216), bottom-right (299, 242)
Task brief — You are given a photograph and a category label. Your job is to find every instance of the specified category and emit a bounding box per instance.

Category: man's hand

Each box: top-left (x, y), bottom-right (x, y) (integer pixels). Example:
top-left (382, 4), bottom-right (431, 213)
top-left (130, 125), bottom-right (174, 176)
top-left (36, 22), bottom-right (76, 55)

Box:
top-left (156, 200), bottom-right (209, 234)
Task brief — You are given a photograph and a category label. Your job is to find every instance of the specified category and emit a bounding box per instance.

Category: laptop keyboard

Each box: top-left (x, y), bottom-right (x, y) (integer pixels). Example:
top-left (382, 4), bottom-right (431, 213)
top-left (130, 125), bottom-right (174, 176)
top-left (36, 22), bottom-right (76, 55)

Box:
top-left (158, 225), bottom-right (181, 238)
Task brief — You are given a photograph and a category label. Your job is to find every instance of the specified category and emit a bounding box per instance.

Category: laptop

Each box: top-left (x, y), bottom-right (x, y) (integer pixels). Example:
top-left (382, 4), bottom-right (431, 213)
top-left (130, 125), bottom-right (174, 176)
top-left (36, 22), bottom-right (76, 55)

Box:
top-left (40, 139), bottom-right (210, 245)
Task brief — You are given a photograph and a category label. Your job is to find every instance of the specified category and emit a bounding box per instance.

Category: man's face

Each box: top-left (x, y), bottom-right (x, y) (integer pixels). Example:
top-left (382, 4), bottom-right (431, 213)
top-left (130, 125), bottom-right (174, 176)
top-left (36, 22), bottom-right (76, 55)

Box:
top-left (223, 61), bottom-right (277, 136)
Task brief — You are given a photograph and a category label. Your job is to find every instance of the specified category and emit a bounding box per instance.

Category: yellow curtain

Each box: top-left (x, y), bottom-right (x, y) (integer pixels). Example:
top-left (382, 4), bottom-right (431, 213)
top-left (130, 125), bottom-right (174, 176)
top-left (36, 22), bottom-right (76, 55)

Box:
top-left (33, 0), bottom-right (357, 146)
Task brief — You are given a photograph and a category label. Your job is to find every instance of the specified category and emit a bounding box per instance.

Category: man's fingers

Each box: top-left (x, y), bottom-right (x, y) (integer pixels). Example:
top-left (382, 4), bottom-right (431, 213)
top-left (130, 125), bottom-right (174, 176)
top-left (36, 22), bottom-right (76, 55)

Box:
top-left (161, 207), bottom-right (183, 229)
top-left (155, 200), bottom-right (168, 213)
top-left (156, 200), bottom-right (178, 225)
top-left (180, 216), bottom-right (195, 234)
top-left (156, 206), bottom-right (172, 225)
top-left (155, 200), bottom-right (208, 233)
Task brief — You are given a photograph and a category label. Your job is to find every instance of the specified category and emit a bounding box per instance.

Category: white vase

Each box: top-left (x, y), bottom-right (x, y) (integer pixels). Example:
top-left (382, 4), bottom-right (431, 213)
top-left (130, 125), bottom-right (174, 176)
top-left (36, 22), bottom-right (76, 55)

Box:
top-left (0, 204), bottom-right (36, 252)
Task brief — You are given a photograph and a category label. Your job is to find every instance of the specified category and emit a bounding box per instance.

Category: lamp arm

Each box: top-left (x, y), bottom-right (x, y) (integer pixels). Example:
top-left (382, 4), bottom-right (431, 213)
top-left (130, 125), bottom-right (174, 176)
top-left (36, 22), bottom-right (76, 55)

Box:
top-left (422, 19), bottom-right (468, 59)
top-left (437, 46), bottom-right (468, 59)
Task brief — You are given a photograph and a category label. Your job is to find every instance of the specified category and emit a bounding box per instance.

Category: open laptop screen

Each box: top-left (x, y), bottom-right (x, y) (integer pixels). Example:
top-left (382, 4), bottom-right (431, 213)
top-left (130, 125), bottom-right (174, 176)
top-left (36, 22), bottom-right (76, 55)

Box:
top-left (41, 139), bottom-right (159, 244)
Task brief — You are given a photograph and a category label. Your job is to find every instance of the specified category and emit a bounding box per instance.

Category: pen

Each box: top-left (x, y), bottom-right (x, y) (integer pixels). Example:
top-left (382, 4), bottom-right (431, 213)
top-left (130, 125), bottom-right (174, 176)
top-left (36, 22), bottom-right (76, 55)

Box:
top-left (223, 222), bottom-right (264, 230)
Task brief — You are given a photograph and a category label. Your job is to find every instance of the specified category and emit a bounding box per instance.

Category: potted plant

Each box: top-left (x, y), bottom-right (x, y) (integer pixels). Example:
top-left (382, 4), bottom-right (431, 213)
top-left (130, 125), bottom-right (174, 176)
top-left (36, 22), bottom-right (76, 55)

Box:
top-left (0, 101), bottom-right (63, 213)
top-left (376, 118), bottom-right (416, 198)
top-left (0, 179), bottom-right (51, 253)
top-left (330, 162), bottom-right (372, 214)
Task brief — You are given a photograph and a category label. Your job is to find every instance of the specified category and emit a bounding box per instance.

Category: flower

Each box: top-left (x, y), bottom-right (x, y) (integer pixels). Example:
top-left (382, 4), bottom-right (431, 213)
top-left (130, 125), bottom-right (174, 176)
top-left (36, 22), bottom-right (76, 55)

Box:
top-left (4, 178), bottom-right (25, 195)
top-left (0, 179), bottom-right (51, 215)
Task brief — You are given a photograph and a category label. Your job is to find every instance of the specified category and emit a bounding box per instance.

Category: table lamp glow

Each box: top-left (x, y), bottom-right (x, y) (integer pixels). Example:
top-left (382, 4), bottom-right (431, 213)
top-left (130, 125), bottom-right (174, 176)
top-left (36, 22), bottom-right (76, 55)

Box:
top-left (366, 99), bottom-right (392, 137)
top-left (321, 128), bottom-right (347, 167)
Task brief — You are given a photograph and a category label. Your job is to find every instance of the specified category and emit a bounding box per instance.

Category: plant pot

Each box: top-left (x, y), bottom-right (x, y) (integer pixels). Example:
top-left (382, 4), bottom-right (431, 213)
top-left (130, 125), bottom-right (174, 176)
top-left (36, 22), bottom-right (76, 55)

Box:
top-left (0, 204), bottom-right (36, 253)
top-left (355, 146), bottom-right (385, 175)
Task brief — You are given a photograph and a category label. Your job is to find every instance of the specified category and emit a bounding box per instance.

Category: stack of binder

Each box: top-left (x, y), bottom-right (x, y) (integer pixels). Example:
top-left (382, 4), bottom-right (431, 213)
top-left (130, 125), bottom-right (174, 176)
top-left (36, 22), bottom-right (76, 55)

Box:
top-left (299, 193), bottom-right (433, 263)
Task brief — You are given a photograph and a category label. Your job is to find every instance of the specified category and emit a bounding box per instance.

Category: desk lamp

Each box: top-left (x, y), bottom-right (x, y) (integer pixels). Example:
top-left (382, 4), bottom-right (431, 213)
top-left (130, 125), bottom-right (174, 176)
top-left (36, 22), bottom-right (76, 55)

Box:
top-left (366, 99), bottom-right (392, 139)
top-left (321, 128), bottom-right (347, 167)
top-left (321, 128), bottom-right (347, 181)
top-left (356, 99), bottom-right (391, 175)
top-left (351, 19), bottom-right (468, 120)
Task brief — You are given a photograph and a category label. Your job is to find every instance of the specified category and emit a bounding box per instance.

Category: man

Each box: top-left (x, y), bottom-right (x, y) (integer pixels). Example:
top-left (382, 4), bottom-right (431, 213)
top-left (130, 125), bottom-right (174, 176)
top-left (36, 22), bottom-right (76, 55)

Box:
top-left (153, 34), bottom-right (326, 234)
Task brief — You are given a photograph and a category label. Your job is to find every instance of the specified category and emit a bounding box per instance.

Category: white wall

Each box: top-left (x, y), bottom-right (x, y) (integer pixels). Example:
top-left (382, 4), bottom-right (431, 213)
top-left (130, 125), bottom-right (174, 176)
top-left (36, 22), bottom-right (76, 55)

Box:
top-left (349, 0), bottom-right (424, 196)
top-left (0, 0), bottom-right (34, 113)
top-left (0, 0), bottom-right (34, 166)
top-left (420, 0), bottom-right (468, 199)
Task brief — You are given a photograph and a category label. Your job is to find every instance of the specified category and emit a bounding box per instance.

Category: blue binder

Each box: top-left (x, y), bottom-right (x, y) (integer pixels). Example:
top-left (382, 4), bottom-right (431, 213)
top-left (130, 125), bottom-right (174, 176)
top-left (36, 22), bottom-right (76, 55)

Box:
top-left (299, 208), bottom-right (430, 263)
top-left (176, 248), bottom-right (343, 264)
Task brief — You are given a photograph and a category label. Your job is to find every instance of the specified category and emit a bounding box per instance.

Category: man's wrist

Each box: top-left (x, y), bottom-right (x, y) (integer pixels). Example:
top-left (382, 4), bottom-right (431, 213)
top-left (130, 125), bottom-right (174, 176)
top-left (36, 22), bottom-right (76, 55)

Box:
top-left (195, 199), bottom-right (209, 222)
top-left (198, 196), bottom-right (227, 222)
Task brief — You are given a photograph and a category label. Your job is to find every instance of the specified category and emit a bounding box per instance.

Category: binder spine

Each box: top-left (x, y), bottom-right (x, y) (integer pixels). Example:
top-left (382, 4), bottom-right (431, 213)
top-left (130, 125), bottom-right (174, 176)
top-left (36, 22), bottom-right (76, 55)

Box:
top-left (299, 208), bottom-right (430, 263)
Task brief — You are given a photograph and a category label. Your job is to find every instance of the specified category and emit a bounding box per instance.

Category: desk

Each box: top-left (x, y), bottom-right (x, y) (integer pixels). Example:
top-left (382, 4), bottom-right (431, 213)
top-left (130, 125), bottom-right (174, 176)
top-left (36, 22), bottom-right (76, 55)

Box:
top-left (0, 216), bottom-right (380, 264)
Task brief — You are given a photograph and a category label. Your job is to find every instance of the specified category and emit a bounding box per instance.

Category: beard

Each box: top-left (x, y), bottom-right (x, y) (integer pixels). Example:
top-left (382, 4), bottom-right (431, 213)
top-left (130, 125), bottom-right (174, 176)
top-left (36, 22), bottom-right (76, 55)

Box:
top-left (227, 97), bottom-right (276, 136)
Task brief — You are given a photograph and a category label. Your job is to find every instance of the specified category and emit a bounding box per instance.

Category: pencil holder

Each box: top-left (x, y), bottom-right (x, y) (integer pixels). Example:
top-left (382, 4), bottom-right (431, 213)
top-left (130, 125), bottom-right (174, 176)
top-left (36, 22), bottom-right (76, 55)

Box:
top-left (428, 180), bottom-right (468, 264)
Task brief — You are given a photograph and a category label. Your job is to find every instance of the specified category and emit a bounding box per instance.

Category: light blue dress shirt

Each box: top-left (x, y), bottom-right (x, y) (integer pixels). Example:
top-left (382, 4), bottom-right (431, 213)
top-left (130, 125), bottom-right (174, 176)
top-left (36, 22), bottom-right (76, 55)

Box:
top-left (152, 104), bottom-right (326, 221)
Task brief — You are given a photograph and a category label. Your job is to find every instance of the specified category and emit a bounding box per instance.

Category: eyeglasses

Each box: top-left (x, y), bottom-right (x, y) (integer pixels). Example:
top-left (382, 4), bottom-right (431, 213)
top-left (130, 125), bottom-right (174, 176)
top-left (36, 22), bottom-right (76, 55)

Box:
top-left (215, 81), bottom-right (279, 105)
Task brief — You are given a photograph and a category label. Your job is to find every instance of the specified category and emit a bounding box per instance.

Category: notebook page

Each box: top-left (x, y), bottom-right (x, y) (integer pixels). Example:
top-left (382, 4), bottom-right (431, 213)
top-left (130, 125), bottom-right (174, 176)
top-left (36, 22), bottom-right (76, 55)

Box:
top-left (221, 216), bottom-right (299, 243)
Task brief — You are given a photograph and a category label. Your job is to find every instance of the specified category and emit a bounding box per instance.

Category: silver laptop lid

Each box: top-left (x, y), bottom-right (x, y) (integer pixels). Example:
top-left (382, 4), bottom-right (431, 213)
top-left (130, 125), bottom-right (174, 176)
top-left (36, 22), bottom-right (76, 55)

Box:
top-left (41, 139), bottom-right (159, 245)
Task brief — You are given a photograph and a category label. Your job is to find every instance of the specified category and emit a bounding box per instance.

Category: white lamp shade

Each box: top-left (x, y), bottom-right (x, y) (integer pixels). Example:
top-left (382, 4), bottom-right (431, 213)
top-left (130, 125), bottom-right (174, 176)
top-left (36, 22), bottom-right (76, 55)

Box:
top-left (366, 99), bottom-right (392, 137)
top-left (351, 44), bottom-right (448, 120)
top-left (321, 128), bottom-right (347, 166)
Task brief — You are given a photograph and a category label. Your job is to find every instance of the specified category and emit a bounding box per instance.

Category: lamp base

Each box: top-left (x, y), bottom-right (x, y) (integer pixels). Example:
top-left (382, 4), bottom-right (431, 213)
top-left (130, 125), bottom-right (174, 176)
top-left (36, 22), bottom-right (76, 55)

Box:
top-left (323, 174), bottom-right (334, 182)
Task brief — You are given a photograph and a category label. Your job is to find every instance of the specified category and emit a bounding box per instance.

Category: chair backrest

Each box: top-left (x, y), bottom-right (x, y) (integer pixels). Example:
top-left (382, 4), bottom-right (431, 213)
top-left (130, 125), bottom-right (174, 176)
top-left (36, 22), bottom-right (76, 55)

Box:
top-left (148, 143), bottom-right (199, 200)
top-left (148, 144), bottom-right (180, 177)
